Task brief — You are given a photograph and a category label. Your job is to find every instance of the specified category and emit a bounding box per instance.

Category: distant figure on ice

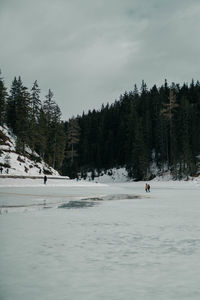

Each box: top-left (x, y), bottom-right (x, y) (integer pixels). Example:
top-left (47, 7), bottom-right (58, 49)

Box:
top-left (44, 175), bottom-right (47, 184)
top-left (0, 167), bottom-right (3, 174)
top-left (145, 183), bottom-right (150, 192)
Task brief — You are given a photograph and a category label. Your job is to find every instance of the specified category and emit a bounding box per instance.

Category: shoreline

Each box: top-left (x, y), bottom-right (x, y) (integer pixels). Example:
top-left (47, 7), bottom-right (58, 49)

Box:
top-left (0, 174), bottom-right (69, 180)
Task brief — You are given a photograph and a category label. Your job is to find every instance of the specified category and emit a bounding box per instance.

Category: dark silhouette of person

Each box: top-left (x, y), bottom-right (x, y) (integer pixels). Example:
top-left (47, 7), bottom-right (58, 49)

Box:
top-left (0, 167), bottom-right (3, 174)
top-left (44, 175), bottom-right (47, 184)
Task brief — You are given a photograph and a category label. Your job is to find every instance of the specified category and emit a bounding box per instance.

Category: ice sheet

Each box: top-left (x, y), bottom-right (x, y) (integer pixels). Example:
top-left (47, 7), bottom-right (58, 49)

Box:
top-left (0, 181), bottom-right (200, 300)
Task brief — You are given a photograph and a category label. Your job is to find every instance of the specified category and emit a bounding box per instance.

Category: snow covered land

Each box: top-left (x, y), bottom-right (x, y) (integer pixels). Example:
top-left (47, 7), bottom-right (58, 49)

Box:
top-left (1, 178), bottom-right (200, 300)
top-left (1, 124), bottom-right (200, 299)
top-left (0, 125), bottom-right (59, 176)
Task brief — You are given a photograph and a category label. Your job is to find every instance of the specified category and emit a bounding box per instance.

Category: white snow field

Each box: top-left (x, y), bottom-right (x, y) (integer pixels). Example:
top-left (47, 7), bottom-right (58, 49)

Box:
top-left (1, 179), bottom-right (200, 300)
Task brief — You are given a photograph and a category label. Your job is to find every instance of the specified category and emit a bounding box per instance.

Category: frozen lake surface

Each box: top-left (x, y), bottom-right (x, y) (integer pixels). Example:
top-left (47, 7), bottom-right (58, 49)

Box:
top-left (0, 180), bottom-right (200, 299)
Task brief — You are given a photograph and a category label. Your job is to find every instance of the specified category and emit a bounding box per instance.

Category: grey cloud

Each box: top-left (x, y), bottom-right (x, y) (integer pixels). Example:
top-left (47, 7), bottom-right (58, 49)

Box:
top-left (1, 0), bottom-right (200, 118)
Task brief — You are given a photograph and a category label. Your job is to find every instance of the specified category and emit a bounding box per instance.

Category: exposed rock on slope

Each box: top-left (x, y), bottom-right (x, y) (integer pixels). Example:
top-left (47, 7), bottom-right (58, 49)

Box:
top-left (0, 125), bottom-right (59, 176)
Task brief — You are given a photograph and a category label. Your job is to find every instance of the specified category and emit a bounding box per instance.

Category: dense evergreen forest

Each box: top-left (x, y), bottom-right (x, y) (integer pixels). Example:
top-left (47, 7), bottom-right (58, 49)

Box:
top-left (74, 80), bottom-right (200, 180)
top-left (1, 70), bottom-right (200, 180)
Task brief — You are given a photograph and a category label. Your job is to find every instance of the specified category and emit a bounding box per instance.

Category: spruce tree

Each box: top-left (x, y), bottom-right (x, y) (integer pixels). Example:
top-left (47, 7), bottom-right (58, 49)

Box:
top-left (66, 117), bottom-right (80, 165)
top-left (29, 80), bottom-right (41, 152)
top-left (42, 90), bottom-right (65, 170)
top-left (7, 77), bottom-right (30, 153)
top-left (6, 77), bottom-right (18, 131)
top-left (0, 70), bottom-right (7, 126)
top-left (161, 88), bottom-right (179, 171)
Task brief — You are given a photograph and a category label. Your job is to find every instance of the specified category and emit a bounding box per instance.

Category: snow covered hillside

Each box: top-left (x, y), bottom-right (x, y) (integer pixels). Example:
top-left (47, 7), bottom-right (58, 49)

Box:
top-left (0, 125), bottom-right (59, 176)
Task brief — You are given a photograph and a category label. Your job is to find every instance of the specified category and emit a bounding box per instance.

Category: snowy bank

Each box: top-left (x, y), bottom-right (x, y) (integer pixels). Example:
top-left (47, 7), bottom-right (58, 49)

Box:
top-left (0, 177), bottom-right (107, 187)
top-left (0, 125), bottom-right (60, 176)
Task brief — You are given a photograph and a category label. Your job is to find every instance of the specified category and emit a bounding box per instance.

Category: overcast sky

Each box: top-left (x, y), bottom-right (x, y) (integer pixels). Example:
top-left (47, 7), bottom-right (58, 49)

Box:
top-left (1, 0), bottom-right (200, 119)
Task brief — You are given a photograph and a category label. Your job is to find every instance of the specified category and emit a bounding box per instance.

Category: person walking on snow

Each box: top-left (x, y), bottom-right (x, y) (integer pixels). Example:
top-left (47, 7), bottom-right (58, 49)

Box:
top-left (145, 183), bottom-right (150, 192)
top-left (44, 175), bottom-right (47, 184)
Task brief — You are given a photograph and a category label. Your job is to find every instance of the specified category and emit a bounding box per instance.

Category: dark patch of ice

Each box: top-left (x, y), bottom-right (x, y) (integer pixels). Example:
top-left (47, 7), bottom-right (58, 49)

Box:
top-left (82, 197), bottom-right (103, 201)
top-left (43, 206), bottom-right (52, 209)
top-left (81, 194), bottom-right (141, 201)
top-left (58, 200), bottom-right (97, 209)
top-left (103, 194), bottom-right (141, 200)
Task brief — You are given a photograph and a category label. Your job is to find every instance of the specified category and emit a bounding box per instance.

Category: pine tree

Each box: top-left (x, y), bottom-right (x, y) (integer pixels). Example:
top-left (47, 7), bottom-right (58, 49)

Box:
top-left (6, 77), bottom-right (18, 131)
top-left (49, 104), bottom-right (64, 169)
top-left (180, 96), bottom-right (195, 177)
top-left (42, 90), bottom-right (65, 170)
top-left (30, 80), bottom-right (41, 120)
top-left (66, 117), bottom-right (80, 165)
top-left (29, 80), bottom-right (41, 152)
top-left (43, 89), bottom-right (56, 124)
top-left (36, 108), bottom-right (48, 159)
top-left (7, 77), bottom-right (30, 152)
top-left (161, 88), bottom-right (179, 169)
top-left (0, 70), bottom-right (7, 126)
top-left (52, 121), bottom-right (66, 170)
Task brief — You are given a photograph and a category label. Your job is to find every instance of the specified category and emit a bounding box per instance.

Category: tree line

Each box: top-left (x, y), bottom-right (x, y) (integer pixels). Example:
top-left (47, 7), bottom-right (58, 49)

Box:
top-left (67, 80), bottom-right (200, 180)
top-left (1, 70), bottom-right (200, 180)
